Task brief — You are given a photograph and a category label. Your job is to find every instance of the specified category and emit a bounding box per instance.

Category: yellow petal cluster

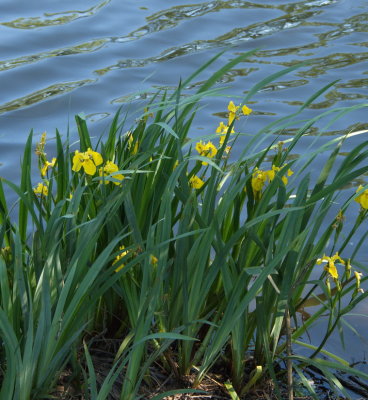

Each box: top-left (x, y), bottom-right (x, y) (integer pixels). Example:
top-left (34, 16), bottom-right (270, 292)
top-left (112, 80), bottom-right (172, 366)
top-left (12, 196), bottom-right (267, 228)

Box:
top-left (227, 101), bottom-right (252, 125)
top-left (216, 121), bottom-right (234, 153)
top-left (317, 252), bottom-right (345, 279)
top-left (266, 165), bottom-right (294, 185)
top-left (150, 255), bottom-right (158, 266)
top-left (33, 182), bottom-right (48, 197)
top-left (126, 131), bottom-right (139, 155)
top-left (216, 121), bottom-right (235, 135)
top-left (354, 271), bottom-right (363, 289)
top-left (251, 168), bottom-right (268, 193)
top-left (251, 165), bottom-right (293, 198)
top-left (228, 101), bottom-right (239, 125)
top-left (242, 105), bottom-right (253, 116)
top-left (195, 140), bottom-right (218, 165)
top-left (41, 157), bottom-right (56, 177)
top-left (355, 185), bottom-right (368, 209)
top-left (189, 175), bottom-right (204, 189)
top-left (72, 148), bottom-right (103, 175)
top-left (113, 245), bottom-right (129, 272)
top-left (99, 161), bottom-right (124, 185)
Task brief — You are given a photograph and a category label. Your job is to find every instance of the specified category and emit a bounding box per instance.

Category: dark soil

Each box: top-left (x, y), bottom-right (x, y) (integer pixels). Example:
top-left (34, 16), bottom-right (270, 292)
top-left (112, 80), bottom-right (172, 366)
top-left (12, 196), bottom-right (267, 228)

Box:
top-left (51, 338), bottom-right (367, 400)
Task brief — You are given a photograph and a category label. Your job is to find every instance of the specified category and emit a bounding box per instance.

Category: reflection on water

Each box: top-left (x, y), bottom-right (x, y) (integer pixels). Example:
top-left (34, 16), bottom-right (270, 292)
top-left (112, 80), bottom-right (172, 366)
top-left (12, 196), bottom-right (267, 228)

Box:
top-left (295, 52), bottom-right (368, 77)
top-left (0, 0), bottom-right (367, 163)
top-left (0, 79), bottom-right (96, 115)
top-left (284, 89), bottom-right (367, 109)
top-left (259, 79), bottom-right (309, 91)
top-left (1, 0), bottom-right (111, 29)
top-left (276, 122), bottom-right (368, 137)
top-left (0, 39), bottom-right (108, 72)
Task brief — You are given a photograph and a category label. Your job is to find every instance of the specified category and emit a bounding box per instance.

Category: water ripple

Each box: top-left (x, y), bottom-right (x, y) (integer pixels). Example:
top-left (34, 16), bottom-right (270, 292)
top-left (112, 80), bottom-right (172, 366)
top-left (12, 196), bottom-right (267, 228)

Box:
top-left (0, 39), bottom-right (109, 72)
top-left (95, 10), bottom-right (322, 76)
top-left (0, 0), bottom-right (110, 29)
top-left (0, 0), bottom-right (366, 121)
top-left (0, 0), bottom-right (344, 74)
top-left (0, 79), bottom-right (96, 115)
top-left (294, 53), bottom-right (368, 77)
top-left (317, 13), bottom-right (368, 42)
top-left (284, 90), bottom-right (367, 109)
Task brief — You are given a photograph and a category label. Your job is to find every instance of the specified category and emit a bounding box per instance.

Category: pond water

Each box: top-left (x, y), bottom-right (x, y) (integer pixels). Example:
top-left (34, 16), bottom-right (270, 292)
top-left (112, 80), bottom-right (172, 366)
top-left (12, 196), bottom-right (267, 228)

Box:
top-left (0, 0), bottom-right (367, 391)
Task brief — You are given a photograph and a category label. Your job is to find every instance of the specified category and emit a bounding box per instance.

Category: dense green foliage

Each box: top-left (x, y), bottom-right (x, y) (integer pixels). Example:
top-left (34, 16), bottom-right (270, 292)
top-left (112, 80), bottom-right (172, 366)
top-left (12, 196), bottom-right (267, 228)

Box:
top-left (1, 51), bottom-right (368, 399)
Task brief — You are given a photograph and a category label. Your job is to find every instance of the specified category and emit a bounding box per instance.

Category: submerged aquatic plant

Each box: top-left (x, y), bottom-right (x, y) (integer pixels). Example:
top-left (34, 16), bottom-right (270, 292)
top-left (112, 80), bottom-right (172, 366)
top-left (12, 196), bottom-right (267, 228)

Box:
top-left (0, 51), bottom-right (368, 400)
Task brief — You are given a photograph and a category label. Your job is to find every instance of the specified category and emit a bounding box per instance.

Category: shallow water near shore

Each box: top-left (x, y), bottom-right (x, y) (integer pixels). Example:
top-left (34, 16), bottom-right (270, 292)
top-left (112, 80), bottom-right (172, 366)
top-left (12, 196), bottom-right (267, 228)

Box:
top-left (0, 0), bottom-right (367, 392)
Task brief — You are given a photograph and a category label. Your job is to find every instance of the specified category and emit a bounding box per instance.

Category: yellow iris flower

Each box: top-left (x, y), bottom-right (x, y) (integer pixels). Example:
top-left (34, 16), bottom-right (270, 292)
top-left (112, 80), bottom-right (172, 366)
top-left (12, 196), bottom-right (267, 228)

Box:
top-left (216, 121), bottom-right (235, 135)
top-left (266, 165), bottom-right (294, 185)
top-left (189, 175), bottom-right (204, 189)
top-left (216, 121), bottom-right (234, 153)
top-left (251, 168), bottom-right (268, 194)
top-left (150, 255), bottom-right (158, 266)
top-left (41, 157), bottom-right (57, 177)
top-left (249, 165), bottom-right (293, 200)
top-left (33, 182), bottom-right (48, 197)
top-left (99, 161), bottom-right (124, 185)
top-left (72, 148), bottom-right (103, 175)
top-left (228, 101), bottom-right (239, 125)
top-left (317, 252), bottom-right (345, 279)
top-left (242, 105), bottom-right (253, 115)
top-left (195, 140), bottom-right (218, 165)
top-left (227, 101), bottom-right (253, 125)
top-left (354, 271), bottom-right (363, 289)
top-left (126, 131), bottom-right (139, 155)
top-left (355, 185), bottom-right (368, 209)
top-left (113, 245), bottom-right (129, 272)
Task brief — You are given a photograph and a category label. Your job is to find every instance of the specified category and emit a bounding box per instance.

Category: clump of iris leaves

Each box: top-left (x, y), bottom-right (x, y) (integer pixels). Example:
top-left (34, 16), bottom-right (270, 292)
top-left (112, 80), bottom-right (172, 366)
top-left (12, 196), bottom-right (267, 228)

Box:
top-left (1, 50), bottom-right (368, 400)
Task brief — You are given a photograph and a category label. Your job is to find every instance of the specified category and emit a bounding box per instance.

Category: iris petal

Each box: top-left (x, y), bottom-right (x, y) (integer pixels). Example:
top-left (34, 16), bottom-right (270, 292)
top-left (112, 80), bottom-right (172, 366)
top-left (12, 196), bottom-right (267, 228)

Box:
top-left (84, 160), bottom-right (96, 175)
top-left (92, 151), bottom-right (103, 166)
top-left (72, 152), bottom-right (83, 172)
